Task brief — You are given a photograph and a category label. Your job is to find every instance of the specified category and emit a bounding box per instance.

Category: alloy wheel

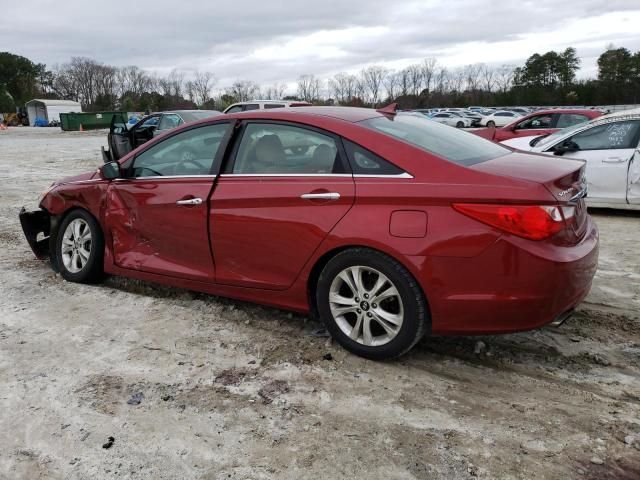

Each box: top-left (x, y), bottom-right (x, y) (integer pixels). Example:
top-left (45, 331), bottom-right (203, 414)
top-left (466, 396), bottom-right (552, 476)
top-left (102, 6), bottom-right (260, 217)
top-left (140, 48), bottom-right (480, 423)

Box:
top-left (329, 266), bottom-right (404, 346)
top-left (61, 218), bottom-right (92, 273)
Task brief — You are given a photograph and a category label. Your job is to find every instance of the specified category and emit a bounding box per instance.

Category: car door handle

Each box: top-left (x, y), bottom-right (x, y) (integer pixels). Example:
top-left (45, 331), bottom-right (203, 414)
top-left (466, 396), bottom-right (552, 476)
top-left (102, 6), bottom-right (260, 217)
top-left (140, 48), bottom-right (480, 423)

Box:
top-left (176, 197), bottom-right (203, 205)
top-left (602, 157), bottom-right (627, 163)
top-left (300, 192), bottom-right (340, 201)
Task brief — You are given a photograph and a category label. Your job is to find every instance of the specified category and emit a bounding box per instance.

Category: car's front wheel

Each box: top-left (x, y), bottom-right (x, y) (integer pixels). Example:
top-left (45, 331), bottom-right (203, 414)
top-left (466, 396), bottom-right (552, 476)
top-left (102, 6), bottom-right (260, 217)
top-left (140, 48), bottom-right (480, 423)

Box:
top-left (316, 248), bottom-right (429, 360)
top-left (55, 209), bottom-right (104, 283)
top-left (486, 120), bottom-right (496, 128)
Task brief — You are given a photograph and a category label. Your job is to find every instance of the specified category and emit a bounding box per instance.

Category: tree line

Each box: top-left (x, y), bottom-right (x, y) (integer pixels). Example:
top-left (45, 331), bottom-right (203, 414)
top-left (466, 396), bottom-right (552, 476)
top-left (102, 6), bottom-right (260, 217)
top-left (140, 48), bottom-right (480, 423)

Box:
top-left (1, 45), bottom-right (639, 114)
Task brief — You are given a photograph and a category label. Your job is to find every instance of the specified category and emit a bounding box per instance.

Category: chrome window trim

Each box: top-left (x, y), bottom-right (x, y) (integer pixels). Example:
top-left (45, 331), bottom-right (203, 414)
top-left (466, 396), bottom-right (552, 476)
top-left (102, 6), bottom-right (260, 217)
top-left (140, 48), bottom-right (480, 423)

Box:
top-left (219, 173), bottom-right (352, 178)
top-left (218, 173), bottom-right (413, 179)
top-left (115, 175), bottom-right (217, 181)
top-left (64, 178), bottom-right (104, 185)
top-left (354, 173), bottom-right (413, 179)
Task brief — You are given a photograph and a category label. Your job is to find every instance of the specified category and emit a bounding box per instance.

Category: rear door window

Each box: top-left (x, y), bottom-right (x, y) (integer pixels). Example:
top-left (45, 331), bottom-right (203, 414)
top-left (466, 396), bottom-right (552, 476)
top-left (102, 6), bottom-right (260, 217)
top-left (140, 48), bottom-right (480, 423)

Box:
top-left (556, 114), bottom-right (590, 128)
top-left (264, 104), bottom-right (286, 109)
top-left (229, 123), bottom-right (347, 174)
top-left (343, 141), bottom-right (405, 175)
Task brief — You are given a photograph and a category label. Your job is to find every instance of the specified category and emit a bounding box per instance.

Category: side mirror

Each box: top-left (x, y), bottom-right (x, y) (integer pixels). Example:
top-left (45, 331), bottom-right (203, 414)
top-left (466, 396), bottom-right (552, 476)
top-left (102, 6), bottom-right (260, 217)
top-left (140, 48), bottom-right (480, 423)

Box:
top-left (101, 161), bottom-right (121, 180)
top-left (553, 141), bottom-right (579, 156)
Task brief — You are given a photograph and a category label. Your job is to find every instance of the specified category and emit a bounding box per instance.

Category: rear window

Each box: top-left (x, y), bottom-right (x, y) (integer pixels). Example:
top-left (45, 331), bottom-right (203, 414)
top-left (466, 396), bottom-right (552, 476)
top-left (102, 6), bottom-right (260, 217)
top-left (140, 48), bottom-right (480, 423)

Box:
top-left (361, 114), bottom-right (510, 166)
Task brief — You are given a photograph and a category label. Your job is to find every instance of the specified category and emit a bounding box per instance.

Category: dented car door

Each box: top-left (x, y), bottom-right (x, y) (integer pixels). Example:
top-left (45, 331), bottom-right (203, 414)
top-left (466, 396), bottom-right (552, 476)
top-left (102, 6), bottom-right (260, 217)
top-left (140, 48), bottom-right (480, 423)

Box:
top-left (105, 122), bottom-right (232, 281)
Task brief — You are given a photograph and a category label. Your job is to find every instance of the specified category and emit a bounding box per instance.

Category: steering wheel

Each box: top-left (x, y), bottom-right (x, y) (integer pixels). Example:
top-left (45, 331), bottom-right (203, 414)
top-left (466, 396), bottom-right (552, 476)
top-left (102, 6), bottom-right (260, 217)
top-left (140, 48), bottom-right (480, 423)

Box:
top-left (171, 158), bottom-right (204, 176)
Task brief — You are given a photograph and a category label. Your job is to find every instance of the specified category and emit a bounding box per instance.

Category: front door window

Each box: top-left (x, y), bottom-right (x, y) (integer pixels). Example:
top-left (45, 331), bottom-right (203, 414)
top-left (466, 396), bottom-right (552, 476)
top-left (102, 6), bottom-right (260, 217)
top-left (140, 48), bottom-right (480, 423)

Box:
top-left (131, 124), bottom-right (229, 177)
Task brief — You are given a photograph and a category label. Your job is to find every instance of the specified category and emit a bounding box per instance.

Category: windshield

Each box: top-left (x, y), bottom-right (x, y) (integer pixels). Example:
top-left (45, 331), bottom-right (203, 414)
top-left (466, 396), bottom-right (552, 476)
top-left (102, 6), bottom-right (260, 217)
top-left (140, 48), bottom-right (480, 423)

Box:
top-left (535, 122), bottom-right (586, 149)
top-left (361, 114), bottom-right (510, 166)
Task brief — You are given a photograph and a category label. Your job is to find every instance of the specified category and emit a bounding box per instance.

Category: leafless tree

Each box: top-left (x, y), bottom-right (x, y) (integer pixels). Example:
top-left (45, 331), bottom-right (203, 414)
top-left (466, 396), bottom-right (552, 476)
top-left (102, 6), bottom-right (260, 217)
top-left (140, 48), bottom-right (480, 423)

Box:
top-left (263, 83), bottom-right (287, 100)
top-left (495, 65), bottom-right (516, 93)
top-left (191, 71), bottom-right (216, 106)
top-left (383, 70), bottom-right (400, 101)
top-left (227, 80), bottom-right (260, 102)
top-left (361, 65), bottom-right (389, 106)
top-left (434, 67), bottom-right (450, 93)
top-left (450, 68), bottom-right (466, 93)
top-left (406, 64), bottom-right (423, 97)
top-left (185, 80), bottom-right (195, 104)
top-left (117, 66), bottom-right (151, 97)
top-left (51, 64), bottom-right (79, 101)
top-left (95, 64), bottom-right (118, 100)
top-left (329, 72), bottom-right (359, 104)
top-left (398, 68), bottom-right (411, 96)
top-left (297, 74), bottom-right (321, 102)
top-left (157, 69), bottom-right (185, 98)
top-left (479, 64), bottom-right (496, 92)
top-left (463, 64), bottom-right (483, 92)
top-left (52, 57), bottom-right (119, 108)
top-left (420, 58), bottom-right (437, 93)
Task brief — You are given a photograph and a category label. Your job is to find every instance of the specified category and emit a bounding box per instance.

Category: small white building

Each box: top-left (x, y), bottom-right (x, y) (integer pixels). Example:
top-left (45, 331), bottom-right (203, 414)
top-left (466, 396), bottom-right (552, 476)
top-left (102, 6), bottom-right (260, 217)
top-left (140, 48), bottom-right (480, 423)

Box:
top-left (25, 99), bottom-right (82, 126)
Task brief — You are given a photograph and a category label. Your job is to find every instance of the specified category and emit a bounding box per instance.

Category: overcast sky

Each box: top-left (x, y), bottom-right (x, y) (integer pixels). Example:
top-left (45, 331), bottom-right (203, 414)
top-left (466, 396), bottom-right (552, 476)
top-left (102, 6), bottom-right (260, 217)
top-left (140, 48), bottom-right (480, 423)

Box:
top-left (2, 0), bottom-right (640, 92)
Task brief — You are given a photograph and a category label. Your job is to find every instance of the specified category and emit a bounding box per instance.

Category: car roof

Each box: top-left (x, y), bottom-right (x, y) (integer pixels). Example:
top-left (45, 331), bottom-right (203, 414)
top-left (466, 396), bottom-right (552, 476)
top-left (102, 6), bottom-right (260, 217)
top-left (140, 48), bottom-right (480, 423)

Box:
top-left (225, 106), bottom-right (383, 123)
top-left (522, 108), bottom-right (600, 116)
top-left (160, 110), bottom-right (219, 114)
top-left (228, 100), bottom-right (312, 106)
top-left (600, 107), bottom-right (640, 119)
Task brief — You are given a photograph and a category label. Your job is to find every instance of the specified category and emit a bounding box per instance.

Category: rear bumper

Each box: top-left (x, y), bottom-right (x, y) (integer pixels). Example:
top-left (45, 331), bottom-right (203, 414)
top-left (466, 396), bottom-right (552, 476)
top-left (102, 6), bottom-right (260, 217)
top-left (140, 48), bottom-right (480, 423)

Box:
top-left (19, 207), bottom-right (51, 259)
top-left (424, 217), bottom-right (599, 335)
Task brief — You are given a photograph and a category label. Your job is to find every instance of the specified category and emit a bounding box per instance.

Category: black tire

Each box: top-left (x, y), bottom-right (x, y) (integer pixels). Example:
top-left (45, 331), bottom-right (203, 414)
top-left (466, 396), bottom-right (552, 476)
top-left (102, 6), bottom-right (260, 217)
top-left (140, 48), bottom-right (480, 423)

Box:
top-left (316, 248), bottom-right (429, 360)
top-left (55, 209), bottom-right (104, 283)
top-left (456, 121), bottom-right (464, 128)
top-left (486, 120), bottom-right (496, 128)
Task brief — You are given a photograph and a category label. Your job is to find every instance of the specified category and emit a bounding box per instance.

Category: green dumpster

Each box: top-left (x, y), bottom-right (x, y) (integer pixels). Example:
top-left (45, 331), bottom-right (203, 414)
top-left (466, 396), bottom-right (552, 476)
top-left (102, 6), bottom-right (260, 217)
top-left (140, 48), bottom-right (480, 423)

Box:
top-left (59, 111), bottom-right (126, 131)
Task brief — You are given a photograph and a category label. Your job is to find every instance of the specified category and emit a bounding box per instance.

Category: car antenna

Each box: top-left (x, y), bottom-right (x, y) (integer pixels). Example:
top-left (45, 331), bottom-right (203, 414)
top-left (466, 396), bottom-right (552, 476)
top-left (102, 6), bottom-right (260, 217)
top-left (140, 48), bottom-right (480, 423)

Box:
top-left (376, 103), bottom-right (398, 115)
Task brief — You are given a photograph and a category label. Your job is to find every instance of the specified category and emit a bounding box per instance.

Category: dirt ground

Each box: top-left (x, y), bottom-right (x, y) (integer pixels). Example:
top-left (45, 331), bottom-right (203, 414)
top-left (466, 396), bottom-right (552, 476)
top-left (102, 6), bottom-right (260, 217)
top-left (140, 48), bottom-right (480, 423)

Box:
top-left (0, 127), bottom-right (639, 480)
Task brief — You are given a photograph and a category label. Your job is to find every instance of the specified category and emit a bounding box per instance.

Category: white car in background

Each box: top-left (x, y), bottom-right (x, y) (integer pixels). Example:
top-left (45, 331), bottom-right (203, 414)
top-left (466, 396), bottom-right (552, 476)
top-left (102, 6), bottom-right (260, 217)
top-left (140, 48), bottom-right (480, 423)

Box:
top-left (480, 110), bottom-right (522, 127)
top-left (223, 100), bottom-right (311, 113)
top-left (429, 111), bottom-right (473, 128)
top-left (501, 111), bottom-right (640, 210)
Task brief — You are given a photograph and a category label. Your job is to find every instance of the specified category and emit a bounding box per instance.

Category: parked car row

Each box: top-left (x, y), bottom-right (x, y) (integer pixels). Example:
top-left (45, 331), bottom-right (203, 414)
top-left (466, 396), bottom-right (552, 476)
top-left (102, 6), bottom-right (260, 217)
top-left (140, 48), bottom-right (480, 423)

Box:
top-left (500, 109), bottom-right (640, 209)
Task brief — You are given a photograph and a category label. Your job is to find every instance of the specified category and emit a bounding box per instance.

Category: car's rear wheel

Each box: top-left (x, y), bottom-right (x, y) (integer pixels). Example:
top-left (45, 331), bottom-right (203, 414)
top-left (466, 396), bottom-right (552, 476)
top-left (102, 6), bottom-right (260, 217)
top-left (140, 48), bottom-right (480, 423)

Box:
top-left (316, 248), bottom-right (428, 360)
top-left (55, 209), bottom-right (104, 283)
top-left (486, 120), bottom-right (496, 128)
top-left (456, 121), bottom-right (464, 128)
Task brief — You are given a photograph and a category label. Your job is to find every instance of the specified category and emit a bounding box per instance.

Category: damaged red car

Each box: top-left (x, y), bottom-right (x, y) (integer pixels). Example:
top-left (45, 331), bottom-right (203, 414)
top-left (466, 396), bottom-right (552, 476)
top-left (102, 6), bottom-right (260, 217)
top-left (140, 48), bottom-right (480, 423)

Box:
top-left (473, 108), bottom-right (603, 143)
top-left (20, 106), bottom-right (598, 359)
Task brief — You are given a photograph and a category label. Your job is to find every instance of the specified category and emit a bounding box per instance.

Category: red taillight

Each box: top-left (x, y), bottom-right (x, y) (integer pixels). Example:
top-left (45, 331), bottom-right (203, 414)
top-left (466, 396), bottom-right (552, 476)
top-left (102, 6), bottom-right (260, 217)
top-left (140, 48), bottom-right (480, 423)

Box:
top-left (453, 203), bottom-right (570, 240)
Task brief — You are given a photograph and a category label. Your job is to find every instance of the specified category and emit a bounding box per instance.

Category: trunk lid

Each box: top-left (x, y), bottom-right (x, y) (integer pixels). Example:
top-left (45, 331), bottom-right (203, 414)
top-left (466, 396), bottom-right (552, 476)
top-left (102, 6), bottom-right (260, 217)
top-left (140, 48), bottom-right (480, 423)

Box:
top-left (472, 151), bottom-right (589, 242)
top-left (473, 151), bottom-right (586, 202)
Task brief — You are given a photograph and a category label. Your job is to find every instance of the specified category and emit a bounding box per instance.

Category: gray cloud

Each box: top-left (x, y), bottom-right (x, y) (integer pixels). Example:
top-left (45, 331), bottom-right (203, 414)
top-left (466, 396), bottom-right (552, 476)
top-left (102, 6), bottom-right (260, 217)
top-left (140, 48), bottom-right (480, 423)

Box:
top-left (2, 0), bottom-right (639, 89)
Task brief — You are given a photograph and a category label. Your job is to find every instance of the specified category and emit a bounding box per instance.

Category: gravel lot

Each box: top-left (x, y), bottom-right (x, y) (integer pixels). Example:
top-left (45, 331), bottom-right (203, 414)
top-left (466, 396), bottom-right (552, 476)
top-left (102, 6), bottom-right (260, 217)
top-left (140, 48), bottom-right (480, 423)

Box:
top-left (0, 127), bottom-right (639, 480)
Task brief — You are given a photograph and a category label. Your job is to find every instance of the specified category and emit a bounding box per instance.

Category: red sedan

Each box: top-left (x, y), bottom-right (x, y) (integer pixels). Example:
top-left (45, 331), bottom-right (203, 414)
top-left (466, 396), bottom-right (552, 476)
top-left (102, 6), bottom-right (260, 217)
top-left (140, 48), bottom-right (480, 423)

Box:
top-left (20, 106), bottom-right (598, 359)
top-left (473, 109), bottom-right (603, 143)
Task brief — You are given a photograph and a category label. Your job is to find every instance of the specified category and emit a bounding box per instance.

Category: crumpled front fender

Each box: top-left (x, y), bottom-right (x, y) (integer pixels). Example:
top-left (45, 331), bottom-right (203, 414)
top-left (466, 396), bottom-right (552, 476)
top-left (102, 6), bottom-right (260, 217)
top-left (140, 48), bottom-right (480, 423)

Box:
top-left (19, 207), bottom-right (52, 259)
